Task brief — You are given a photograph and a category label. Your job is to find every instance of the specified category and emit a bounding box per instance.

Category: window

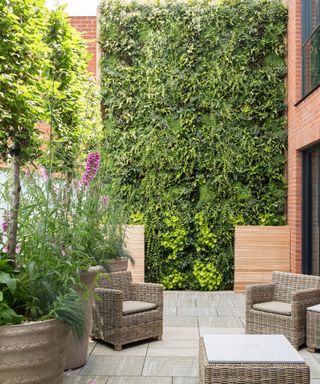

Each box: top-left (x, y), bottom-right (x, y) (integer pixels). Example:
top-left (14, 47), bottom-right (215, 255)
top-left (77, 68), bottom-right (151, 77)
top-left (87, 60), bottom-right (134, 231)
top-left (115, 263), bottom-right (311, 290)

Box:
top-left (302, 146), bottom-right (320, 275)
top-left (302, 0), bottom-right (320, 96)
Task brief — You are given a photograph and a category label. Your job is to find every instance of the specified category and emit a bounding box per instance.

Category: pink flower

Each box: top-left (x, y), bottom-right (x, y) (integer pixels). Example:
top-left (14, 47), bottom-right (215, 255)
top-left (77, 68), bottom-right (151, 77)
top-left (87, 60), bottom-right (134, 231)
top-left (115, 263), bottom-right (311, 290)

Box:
top-left (15, 244), bottom-right (21, 254)
top-left (1, 221), bottom-right (8, 233)
top-left (39, 166), bottom-right (49, 181)
top-left (24, 168), bottom-right (31, 176)
top-left (1, 212), bottom-right (10, 234)
top-left (2, 245), bottom-right (8, 253)
top-left (101, 195), bottom-right (110, 209)
top-left (80, 152), bottom-right (101, 187)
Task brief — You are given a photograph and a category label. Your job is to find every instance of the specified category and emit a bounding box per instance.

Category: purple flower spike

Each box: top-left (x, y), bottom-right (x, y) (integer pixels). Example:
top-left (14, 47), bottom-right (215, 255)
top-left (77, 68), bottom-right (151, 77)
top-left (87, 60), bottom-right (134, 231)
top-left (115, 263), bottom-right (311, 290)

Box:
top-left (81, 152), bottom-right (101, 186)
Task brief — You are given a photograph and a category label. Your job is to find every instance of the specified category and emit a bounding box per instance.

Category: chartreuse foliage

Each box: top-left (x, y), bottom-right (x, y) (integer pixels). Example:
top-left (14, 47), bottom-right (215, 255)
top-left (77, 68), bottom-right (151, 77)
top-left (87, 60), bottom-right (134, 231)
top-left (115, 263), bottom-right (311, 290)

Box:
top-left (99, 0), bottom-right (288, 289)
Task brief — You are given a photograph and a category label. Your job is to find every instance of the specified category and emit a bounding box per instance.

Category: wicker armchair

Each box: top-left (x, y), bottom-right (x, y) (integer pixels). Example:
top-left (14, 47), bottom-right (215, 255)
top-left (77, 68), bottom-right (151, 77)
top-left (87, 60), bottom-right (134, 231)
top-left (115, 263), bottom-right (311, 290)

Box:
top-left (246, 271), bottom-right (320, 349)
top-left (91, 271), bottom-right (163, 350)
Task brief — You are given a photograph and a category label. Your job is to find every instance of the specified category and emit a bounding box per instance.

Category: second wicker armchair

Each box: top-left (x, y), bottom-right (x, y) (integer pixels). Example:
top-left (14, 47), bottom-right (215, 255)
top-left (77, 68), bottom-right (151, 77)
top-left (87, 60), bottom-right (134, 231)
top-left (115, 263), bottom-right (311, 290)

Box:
top-left (91, 271), bottom-right (163, 350)
top-left (246, 271), bottom-right (320, 349)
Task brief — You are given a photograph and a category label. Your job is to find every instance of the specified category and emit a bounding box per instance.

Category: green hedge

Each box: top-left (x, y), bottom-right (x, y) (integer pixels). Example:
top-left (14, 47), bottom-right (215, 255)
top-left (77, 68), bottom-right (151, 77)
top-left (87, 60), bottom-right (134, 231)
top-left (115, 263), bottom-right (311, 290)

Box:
top-left (99, 0), bottom-right (287, 290)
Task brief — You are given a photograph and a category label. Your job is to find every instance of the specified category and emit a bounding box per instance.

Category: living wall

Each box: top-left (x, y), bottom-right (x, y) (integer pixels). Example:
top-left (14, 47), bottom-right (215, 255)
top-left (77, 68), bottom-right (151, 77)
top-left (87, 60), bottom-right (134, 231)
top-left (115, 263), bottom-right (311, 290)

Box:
top-left (100, 0), bottom-right (288, 289)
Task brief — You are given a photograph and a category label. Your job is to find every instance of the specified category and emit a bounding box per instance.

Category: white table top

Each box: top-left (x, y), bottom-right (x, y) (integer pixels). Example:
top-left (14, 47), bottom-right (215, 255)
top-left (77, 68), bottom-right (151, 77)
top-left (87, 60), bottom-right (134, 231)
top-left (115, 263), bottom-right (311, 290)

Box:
top-left (307, 304), bottom-right (320, 313)
top-left (203, 334), bottom-right (305, 364)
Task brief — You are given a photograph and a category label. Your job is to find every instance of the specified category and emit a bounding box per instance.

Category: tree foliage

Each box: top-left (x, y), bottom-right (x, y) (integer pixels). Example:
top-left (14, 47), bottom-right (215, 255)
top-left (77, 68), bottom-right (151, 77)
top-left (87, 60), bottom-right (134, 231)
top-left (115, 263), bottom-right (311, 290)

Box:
top-left (100, 0), bottom-right (288, 289)
top-left (0, 0), bottom-right (47, 163)
top-left (45, 6), bottom-right (102, 175)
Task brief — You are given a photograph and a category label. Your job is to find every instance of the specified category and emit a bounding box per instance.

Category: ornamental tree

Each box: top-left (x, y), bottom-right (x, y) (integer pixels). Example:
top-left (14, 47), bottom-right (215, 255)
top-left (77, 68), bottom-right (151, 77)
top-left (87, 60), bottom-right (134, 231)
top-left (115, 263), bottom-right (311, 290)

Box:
top-left (0, 0), bottom-right (47, 261)
top-left (44, 6), bottom-right (102, 178)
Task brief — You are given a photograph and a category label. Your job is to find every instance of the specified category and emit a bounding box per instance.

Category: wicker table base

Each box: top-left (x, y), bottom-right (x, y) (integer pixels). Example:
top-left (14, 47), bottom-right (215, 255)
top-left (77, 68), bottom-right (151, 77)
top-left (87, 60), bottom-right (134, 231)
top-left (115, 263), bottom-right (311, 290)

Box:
top-left (199, 336), bottom-right (310, 384)
top-left (307, 304), bottom-right (320, 352)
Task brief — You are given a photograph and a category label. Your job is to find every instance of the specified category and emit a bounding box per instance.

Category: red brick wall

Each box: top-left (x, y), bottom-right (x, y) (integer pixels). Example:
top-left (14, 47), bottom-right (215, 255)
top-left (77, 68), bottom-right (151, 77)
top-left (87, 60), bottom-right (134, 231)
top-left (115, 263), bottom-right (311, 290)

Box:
top-left (69, 16), bottom-right (97, 77)
top-left (287, 0), bottom-right (320, 272)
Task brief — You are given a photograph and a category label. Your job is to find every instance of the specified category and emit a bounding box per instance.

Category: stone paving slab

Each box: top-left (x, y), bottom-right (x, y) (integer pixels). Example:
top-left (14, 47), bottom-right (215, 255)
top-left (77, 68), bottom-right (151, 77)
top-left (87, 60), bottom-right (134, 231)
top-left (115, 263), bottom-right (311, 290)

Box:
top-left (107, 377), bottom-right (172, 384)
top-left (142, 356), bottom-right (198, 377)
top-left (173, 378), bottom-right (199, 384)
top-left (80, 356), bottom-right (145, 376)
top-left (92, 343), bottom-right (147, 356)
top-left (164, 315), bottom-right (198, 327)
top-left (162, 326), bottom-right (199, 340)
top-left (177, 306), bottom-right (217, 317)
top-left (148, 339), bottom-right (198, 349)
top-left (199, 327), bottom-right (245, 336)
top-left (300, 349), bottom-right (320, 379)
top-left (164, 306), bottom-right (177, 315)
top-left (198, 315), bottom-right (243, 328)
top-left (215, 306), bottom-right (245, 317)
top-left (147, 347), bottom-right (198, 357)
top-left (64, 376), bottom-right (108, 384)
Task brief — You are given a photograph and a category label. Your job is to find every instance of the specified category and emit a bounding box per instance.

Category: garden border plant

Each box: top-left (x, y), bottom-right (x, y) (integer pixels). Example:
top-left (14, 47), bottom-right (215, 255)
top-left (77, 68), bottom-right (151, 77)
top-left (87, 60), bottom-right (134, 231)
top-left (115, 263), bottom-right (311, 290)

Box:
top-left (0, 0), bottom-right (88, 381)
top-left (99, 0), bottom-right (288, 289)
top-left (0, 0), bottom-right (130, 375)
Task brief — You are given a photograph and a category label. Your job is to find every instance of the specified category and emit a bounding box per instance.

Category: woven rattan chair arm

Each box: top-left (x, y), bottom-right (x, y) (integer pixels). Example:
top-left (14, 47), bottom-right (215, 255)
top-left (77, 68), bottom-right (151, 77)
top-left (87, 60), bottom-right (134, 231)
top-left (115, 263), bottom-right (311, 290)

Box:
top-left (291, 288), bottom-right (320, 316)
top-left (93, 288), bottom-right (123, 324)
top-left (246, 283), bottom-right (275, 310)
top-left (131, 283), bottom-right (163, 308)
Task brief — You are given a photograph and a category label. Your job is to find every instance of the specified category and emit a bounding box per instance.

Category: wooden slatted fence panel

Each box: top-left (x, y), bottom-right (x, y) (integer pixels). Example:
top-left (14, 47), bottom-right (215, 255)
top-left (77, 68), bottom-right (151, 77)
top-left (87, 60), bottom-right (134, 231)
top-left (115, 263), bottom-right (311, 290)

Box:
top-left (234, 226), bottom-right (290, 293)
top-left (125, 225), bottom-right (145, 283)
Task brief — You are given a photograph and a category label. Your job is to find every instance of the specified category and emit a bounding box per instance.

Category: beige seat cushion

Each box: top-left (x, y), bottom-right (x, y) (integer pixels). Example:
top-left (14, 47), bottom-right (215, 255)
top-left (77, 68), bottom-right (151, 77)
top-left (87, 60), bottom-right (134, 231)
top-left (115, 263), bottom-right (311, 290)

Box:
top-left (123, 300), bottom-right (157, 316)
top-left (253, 301), bottom-right (291, 316)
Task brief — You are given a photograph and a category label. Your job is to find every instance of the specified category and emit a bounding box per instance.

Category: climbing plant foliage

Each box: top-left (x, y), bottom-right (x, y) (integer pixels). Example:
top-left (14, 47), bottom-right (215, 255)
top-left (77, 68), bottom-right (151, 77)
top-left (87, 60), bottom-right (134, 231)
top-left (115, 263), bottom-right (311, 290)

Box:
top-left (99, 0), bottom-right (288, 289)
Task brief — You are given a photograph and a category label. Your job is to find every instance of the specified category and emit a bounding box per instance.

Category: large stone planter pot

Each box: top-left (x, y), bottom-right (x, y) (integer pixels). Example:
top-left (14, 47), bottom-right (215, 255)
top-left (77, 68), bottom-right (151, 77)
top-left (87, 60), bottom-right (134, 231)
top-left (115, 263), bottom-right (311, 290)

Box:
top-left (65, 265), bottom-right (101, 370)
top-left (0, 319), bottom-right (68, 384)
top-left (104, 257), bottom-right (128, 272)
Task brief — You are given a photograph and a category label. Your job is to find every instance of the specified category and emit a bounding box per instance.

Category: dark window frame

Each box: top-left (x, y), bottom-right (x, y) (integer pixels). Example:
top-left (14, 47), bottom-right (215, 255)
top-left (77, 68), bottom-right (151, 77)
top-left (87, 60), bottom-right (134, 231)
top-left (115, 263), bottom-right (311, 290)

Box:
top-left (301, 0), bottom-right (320, 97)
top-left (302, 145), bottom-right (320, 275)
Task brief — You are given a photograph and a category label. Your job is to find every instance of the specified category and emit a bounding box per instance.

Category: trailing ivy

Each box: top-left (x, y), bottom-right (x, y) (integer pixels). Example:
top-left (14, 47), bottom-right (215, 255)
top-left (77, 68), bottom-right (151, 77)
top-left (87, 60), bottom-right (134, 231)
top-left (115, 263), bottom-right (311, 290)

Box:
top-left (100, 0), bottom-right (287, 289)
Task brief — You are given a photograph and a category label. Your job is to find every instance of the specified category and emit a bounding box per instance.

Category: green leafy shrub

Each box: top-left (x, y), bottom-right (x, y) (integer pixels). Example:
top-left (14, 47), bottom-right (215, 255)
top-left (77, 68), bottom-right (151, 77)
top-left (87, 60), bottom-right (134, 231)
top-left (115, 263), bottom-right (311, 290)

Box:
top-left (0, 259), bottom-right (24, 325)
top-left (100, 0), bottom-right (288, 289)
top-left (162, 270), bottom-right (188, 290)
top-left (193, 259), bottom-right (223, 291)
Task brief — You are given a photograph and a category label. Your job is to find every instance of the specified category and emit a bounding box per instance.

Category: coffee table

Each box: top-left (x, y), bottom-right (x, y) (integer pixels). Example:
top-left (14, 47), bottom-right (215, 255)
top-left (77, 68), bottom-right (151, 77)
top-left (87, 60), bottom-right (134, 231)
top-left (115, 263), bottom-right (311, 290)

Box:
top-left (199, 334), bottom-right (309, 384)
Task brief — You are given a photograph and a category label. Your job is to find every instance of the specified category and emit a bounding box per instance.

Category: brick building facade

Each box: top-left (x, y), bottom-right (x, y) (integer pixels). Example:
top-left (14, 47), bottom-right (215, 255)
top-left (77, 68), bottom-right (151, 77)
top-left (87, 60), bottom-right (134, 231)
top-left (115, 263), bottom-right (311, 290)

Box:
top-left (69, 16), bottom-right (98, 77)
top-left (287, 0), bottom-right (320, 274)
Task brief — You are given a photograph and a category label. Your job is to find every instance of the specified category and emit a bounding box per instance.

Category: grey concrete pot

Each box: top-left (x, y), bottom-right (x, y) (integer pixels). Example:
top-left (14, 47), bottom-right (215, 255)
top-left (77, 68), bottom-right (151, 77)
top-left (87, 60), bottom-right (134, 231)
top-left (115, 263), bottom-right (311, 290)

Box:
top-left (0, 319), bottom-right (68, 384)
top-left (64, 265), bottom-right (101, 370)
top-left (105, 257), bottom-right (128, 272)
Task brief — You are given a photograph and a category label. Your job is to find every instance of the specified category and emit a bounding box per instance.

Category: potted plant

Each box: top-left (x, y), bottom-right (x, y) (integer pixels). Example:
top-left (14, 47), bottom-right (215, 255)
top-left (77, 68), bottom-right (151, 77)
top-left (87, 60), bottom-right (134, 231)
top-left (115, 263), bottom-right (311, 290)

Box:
top-left (101, 221), bottom-right (134, 273)
top-left (0, 199), bottom-right (86, 383)
top-left (25, 151), bottom-right (129, 369)
top-left (0, 0), bottom-right (87, 381)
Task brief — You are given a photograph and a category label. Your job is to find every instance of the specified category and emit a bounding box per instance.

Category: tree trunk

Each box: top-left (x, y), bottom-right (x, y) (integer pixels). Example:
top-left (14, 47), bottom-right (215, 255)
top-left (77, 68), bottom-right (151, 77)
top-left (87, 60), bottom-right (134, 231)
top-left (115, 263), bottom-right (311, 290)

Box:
top-left (7, 149), bottom-right (21, 265)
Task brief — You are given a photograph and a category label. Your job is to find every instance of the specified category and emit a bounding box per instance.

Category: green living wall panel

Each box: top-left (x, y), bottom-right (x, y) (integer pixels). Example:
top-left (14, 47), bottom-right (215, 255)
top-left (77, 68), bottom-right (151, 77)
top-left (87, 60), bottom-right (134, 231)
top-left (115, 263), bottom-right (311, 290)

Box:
top-left (100, 0), bottom-right (287, 290)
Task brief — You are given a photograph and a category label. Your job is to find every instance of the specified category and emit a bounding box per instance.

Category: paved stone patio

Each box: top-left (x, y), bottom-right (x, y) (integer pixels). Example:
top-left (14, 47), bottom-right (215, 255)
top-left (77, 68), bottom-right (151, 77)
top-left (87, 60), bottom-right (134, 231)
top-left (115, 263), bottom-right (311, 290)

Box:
top-left (64, 291), bottom-right (320, 383)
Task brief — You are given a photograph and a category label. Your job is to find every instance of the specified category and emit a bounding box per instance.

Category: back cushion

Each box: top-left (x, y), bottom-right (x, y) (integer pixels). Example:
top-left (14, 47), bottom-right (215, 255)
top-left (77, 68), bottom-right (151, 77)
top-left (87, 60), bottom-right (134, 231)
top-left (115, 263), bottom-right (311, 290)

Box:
top-left (273, 272), bottom-right (320, 302)
top-left (98, 271), bottom-right (132, 300)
